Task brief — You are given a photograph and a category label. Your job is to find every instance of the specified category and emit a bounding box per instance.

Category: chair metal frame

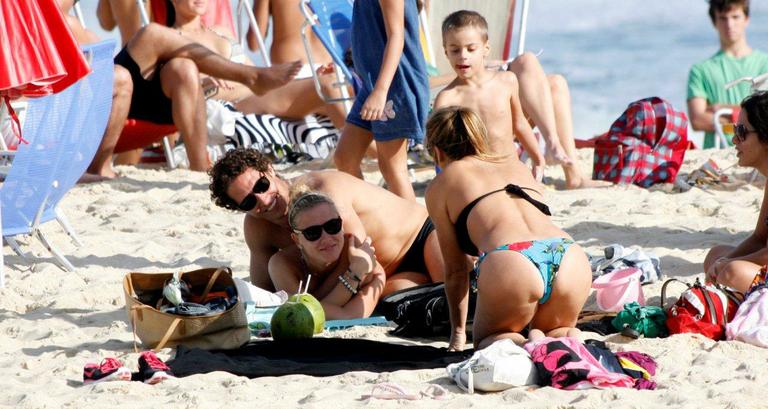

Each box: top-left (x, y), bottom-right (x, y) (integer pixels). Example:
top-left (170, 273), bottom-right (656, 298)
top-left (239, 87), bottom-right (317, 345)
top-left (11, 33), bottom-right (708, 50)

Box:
top-left (2, 40), bottom-right (116, 275)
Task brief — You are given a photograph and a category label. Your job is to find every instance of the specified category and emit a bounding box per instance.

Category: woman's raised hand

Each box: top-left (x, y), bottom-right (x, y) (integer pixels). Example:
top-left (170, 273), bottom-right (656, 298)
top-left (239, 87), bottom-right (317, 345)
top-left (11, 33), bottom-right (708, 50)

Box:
top-left (347, 234), bottom-right (376, 280)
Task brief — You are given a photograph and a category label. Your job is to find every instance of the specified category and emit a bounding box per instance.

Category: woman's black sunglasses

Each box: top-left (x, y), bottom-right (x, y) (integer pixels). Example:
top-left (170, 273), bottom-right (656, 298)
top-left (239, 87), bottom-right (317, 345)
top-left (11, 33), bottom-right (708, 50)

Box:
top-left (237, 176), bottom-right (270, 211)
top-left (293, 217), bottom-right (343, 241)
top-left (734, 123), bottom-right (758, 143)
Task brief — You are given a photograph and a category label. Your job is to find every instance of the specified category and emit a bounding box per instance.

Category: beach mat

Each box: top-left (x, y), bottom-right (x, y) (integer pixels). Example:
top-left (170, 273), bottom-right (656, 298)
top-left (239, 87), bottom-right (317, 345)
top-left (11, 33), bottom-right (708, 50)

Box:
top-left (324, 316), bottom-right (390, 331)
top-left (168, 338), bottom-right (472, 378)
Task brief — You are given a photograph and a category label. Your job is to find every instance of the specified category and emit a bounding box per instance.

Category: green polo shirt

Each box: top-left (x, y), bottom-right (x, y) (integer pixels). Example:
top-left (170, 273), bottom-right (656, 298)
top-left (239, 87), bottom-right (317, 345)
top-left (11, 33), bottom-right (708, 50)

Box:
top-left (687, 49), bottom-right (768, 148)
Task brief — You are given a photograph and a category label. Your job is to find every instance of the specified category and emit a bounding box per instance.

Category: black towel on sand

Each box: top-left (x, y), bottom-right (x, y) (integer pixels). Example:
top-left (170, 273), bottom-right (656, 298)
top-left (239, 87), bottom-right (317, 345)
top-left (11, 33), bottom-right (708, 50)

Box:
top-left (168, 338), bottom-right (473, 378)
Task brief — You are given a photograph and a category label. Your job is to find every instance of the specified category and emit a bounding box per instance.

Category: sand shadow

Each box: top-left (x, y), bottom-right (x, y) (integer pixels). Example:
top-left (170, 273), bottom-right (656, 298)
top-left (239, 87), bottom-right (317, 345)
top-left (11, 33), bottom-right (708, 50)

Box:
top-left (567, 221), bottom-right (746, 252)
top-left (22, 338), bottom-right (135, 358)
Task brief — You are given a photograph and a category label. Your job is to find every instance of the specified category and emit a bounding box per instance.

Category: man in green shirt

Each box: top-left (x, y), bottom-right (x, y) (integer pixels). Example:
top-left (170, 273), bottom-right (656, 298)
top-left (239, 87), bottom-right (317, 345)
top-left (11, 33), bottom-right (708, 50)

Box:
top-left (687, 0), bottom-right (768, 148)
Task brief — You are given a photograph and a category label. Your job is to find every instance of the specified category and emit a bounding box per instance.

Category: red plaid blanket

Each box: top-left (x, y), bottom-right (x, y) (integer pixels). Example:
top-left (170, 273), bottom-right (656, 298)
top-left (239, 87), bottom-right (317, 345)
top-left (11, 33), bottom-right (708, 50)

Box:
top-left (593, 97), bottom-right (688, 187)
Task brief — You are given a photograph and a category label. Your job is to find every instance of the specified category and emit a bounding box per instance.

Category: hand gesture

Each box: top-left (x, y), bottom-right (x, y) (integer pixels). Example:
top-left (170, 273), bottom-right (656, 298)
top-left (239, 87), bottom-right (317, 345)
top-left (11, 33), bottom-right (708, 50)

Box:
top-left (531, 163), bottom-right (544, 182)
top-left (316, 63), bottom-right (335, 76)
top-left (706, 257), bottom-right (726, 285)
top-left (361, 89), bottom-right (388, 121)
top-left (347, 234), bottom-right (376, 280)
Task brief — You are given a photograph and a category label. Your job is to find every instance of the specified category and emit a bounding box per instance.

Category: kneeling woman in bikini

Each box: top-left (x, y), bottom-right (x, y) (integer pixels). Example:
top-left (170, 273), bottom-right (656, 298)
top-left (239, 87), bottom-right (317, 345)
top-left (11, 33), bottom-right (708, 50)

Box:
top-left (424, 106), bottom-right (592, 351)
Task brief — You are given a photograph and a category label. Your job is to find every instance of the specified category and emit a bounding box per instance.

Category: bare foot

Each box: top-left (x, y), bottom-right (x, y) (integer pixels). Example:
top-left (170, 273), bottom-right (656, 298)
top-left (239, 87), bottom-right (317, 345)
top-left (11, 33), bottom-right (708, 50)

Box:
top-left (78, 172), bottom-right (115, 184)
top-left (249, 61), bottom-right (302, 95)
top-left (565, 175), bottom-right (613, 190)
top-left (528, 329), bottom-right (546, 344)
top-left (544, 140), bottom-right (572, 165)
top-left (565, 327), bottom-right (583, 340)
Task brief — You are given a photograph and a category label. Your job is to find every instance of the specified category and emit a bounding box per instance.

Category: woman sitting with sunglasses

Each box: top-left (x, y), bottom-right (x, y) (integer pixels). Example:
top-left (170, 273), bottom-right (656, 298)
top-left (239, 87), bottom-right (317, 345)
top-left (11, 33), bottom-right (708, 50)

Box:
top-left (705, 91), bottom-right (768, 293)
top-left (267, 186), bottom-right (386, 319)
top-left (424, 106), bottom-right (591, 351)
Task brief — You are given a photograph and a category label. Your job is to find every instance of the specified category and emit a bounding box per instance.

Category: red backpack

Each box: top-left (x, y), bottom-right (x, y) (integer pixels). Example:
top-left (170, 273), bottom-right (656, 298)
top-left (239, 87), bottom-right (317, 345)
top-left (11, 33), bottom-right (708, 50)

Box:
top-left (661, 278), bottom-right (742, 340)
top-left (593, 97), bottom-right (689, 187)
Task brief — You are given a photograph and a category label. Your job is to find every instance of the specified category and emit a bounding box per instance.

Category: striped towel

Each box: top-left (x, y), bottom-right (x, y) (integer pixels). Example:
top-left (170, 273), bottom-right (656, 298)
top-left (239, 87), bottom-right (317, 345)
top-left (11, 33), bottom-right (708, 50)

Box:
top-left (214, 101), bottom-right (339, 161)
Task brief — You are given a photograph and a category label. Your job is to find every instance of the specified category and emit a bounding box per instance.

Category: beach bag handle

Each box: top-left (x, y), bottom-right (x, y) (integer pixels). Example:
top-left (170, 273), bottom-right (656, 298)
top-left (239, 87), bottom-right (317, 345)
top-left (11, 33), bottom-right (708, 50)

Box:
top-left (129, 266), bottom-right (230, 352)
top-left (661, 278), bottom-right (722, 326)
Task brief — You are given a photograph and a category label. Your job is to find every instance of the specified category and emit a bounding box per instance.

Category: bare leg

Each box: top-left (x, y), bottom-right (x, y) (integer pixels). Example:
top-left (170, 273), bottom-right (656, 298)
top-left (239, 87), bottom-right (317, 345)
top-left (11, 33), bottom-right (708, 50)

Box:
top-left (86, 65), bottom-right (133, 178)
top-left (508, 52), bottom-right (569, 163)
top-left (383, 271), bottom-right (430, 295)
top-left (547, 74), bottom-right (611, 189)
top-left (703, 244), bottom-right (735, 273)
top-left (334, 123), bottom-right (372, 178)
top-left (714, 259), bottom-right (760, 294)
top-left (64, 15), bottom-right (100, 44)
top-left (106, 0), bottom-right (142, 46)
top-left (160, 58), bottom-right (209, 171)
top-left (126, 24), bottom-right (301, 96)
top-left (233, 76), bottom-right (344, 125)
top-left (477, 331), bottom-right (529, 349)
top-left (114, 148), bottom-right (143, 166)
top-left (376, 139), bottom-right (416, 201)
top-left (96, 0), bottom-right (117, 31)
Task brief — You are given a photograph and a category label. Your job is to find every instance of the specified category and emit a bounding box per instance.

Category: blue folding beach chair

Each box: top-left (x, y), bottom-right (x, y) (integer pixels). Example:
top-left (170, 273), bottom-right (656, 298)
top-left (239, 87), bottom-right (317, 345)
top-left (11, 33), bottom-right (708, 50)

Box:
top-left (1, 40), bottom-right (115, 274)
top-left (300, 0), bottom-right (355, 110)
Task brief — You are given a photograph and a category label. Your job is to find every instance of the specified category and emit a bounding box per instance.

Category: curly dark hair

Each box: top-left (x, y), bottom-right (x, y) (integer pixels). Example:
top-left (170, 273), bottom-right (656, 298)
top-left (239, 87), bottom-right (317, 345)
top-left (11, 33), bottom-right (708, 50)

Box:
top-left (209, 148), bottom-right (273, 211)
top-left (709, 0), bottom-right (749, 24)
top-left (741, 91), bottom-right (768, 144)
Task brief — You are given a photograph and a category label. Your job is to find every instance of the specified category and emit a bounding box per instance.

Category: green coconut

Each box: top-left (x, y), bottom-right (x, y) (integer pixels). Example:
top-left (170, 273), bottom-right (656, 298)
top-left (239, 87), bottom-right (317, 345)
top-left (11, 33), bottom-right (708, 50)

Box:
top-left (288, 293), bottom-right (326, 334)
top-left (270, 301), bottom-right (315, 341)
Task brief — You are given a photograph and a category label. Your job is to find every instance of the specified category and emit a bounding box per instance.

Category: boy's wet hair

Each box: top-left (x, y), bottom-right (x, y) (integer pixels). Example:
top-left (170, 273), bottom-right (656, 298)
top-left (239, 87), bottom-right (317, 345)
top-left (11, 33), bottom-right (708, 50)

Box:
top-left (708, 0), bottom-right (749, 23)
top-left (209, 148), bottom-right (273, 211)
top-left (441, 10), bottom-right (488, 42)
top-left (425, 106), bottom-right (503, 162)
top-left (741, 91), bottom-right (768, 144)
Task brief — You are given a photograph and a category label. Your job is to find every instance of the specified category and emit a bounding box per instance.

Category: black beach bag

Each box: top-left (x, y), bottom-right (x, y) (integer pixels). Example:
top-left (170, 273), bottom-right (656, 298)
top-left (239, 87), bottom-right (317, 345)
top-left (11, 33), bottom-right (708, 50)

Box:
top-left (378, 283), bottom-right (477, 338)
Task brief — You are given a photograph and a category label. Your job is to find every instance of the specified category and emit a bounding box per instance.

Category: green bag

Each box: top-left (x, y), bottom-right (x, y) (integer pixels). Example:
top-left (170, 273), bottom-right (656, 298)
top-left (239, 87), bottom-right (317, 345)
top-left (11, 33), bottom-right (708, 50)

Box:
top-left (611, 302), bottom-right (668, 338)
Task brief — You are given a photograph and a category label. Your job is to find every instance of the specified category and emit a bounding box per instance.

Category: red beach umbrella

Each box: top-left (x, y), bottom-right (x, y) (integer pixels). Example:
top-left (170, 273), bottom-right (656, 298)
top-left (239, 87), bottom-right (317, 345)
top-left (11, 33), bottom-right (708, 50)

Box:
top-left (0, 0), bottom-right (91, 99)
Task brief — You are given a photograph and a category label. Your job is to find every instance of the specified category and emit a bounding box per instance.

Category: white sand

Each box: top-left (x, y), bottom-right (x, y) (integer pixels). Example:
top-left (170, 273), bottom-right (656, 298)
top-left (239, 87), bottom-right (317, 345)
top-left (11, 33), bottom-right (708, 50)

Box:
top-left (3, 148), bottom-right (768, 408)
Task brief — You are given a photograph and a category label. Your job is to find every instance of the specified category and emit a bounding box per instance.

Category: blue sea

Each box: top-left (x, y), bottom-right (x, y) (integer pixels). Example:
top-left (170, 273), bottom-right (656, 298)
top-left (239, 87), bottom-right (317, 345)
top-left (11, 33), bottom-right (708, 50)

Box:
top-left (81, 0), bottom-right (768, 147)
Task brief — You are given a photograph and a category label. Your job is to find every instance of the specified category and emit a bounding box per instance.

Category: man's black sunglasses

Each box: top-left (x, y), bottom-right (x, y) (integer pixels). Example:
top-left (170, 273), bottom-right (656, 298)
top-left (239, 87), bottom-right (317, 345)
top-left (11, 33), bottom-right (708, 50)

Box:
top-left (293, 217), bottom-right (343, 241)
top-left (237, 176), bottom-right (270, 211)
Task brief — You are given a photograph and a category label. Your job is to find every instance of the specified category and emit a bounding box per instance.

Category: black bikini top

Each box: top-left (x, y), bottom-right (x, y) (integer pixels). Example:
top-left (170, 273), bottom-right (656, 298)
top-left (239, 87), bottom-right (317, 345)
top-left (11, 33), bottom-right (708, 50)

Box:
top-left (454, 183), bottom-right (552, 256)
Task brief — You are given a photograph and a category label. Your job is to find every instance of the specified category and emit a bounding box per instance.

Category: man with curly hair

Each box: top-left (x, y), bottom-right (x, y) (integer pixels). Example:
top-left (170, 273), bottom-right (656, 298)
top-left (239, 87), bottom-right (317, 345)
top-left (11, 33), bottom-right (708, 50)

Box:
top-left (209, 148), bottom-right (444, 292)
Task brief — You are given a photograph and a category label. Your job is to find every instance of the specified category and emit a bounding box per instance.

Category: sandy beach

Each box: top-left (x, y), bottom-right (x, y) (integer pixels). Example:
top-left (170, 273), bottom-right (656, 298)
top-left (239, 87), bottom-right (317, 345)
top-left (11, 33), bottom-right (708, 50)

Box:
top-left (3, 148), bottom-right (768, 408)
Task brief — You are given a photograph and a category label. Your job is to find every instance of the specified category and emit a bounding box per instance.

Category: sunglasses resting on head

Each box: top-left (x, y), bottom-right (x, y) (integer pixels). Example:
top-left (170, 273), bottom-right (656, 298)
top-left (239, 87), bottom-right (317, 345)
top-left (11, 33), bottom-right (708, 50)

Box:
top-left (238, 175), bottom-right (270, 211)
top-left (293, 217), bottom-right (343, 241)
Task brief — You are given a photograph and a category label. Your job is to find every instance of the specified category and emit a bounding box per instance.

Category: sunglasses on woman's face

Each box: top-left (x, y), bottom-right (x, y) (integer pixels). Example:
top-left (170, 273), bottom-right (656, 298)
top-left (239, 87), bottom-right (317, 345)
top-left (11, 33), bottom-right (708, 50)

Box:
top-left (294, 217), bottom-right (343, 242)
top-left (237, 175), bottom-right (270, 211)
top-left (734, 123), bottom-right (758, 143)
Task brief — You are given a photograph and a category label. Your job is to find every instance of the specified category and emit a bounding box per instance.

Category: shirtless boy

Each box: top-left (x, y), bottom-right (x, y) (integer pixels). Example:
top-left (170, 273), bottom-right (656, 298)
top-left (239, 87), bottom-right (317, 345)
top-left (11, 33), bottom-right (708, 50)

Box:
top-left (208, 148), bottom-right (444, 292)
top-left (435, 10), bottom-right (609, 188)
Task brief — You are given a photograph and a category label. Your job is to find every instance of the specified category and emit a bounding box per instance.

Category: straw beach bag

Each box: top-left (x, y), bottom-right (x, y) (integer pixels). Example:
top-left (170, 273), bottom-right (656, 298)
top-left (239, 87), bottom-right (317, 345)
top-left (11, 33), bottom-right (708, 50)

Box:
top-left (123, 267), bottom-right (250, 352)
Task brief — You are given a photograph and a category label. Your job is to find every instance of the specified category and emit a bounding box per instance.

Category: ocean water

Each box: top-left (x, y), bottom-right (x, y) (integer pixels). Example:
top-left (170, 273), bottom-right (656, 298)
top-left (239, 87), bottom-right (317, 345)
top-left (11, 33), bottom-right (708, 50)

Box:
top-left (81, 0), bottom-right (768, 146)
top-left (523, 0), bottom-right (768, 145)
